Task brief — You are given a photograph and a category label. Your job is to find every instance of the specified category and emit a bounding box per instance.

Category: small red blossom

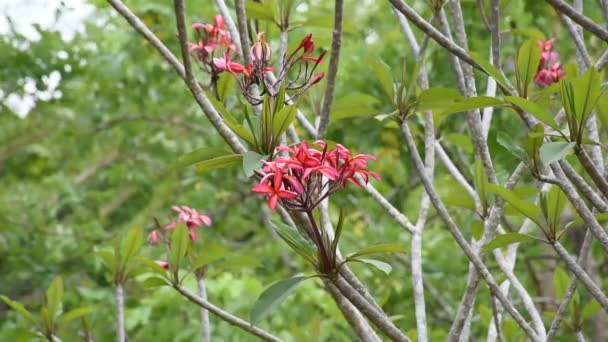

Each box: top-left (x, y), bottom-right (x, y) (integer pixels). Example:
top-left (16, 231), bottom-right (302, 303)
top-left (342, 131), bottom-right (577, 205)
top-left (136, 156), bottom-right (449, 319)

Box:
top-left (155, 260), bottom-right (169, 270)
top-left (189, 15), bottom-right (236, 69)
top-left (252, 141), bottom-right (380, 211)
top-left (148, 230), bottom-right (161, 246)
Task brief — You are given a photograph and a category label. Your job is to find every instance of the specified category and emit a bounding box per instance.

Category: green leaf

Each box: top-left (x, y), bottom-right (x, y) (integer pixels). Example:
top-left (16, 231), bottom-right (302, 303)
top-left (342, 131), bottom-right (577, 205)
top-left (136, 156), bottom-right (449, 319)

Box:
top-left (479, 304), bottom-right (492, 328)
top-left (332, 93), bottom-right (381, 120)
top-left (347, 258), bottom-right (392, 274)
top-left (46, 276), bottom-right (64, 319)
top-left (516, 39), bottom-right (541, 95)
top-left (190, 242), bottom-right (230, 269)
top-left (271, 220), bottom-right (318, 266)
top-left (471, 220), bottom-right (484, 241)
top-left (496, 132), bottom-right (527, 161)
top-left (173, 147), bottom-right (235, 170)
top-left (60, 306), bottom-right (95, 324)
top-left (487, 184), bottom-right (543, 226)
top-left (216, 72), bottom-right (233, 102)
top-left (444, 133), bottom-right (474, 154)
top-left (223, 120), bottom-right (257, 147)
top-left (442, 194), bottom-right (476, 211)
top-left (596, 92), bottom-right (608, 133)
top-left (523, 124), bottom-right (545, 160)
top-left (331, 209), bottom-right (345, 260)
top-left (572, 67), bottom-right (601, 126)
top-left (135, 256), bottom-right (168, 276)
top-left (245, 0), bottom-right (276, 23)
top-left (581, 300), bottom-right (601, 321)
top-left (242, 151), bottom-right (266, 178)
top-left (120, 227), bottom-right (143, 269)
top-left (565, 213), bottom-right (608, 230)
top-left (510, 28), bottom-right (546, 40)
top-left (195, 154), bottom-right (243, 173)
top-left (416, 87), bottom-right (463, 112)
top-left (544, 185), bottom-right (567, 232)
top-left (481, 233), bottom-right (533, 253)
top-left (142, 276), bottom-right (169, 289)
top-left (553, 267), bottom-right (571, 299)
top-left (169, 222), bottom-right (190, 276)
top-left (439, 96), bottom-right (504, 117)
top-left (250, 276), bottom-right (309, 323)
top-left (473, 159), bottom-right (490, 209)
top-left (470, 52), bottom-right (510, 91)
top-left (539, 142), bottom-right (575, 166)
top-left (97, 249), bottom-right (116, 274)
top-left (347, 244), bottom-right (407, 259)
top-left (505, 96), bottom-right (561, 131)
top-left (368, 57), bottom-right (394, 103)
top-left (0, 295), bottom-right (36, 324)
top-left (272, 105), bottom-right (297, 140)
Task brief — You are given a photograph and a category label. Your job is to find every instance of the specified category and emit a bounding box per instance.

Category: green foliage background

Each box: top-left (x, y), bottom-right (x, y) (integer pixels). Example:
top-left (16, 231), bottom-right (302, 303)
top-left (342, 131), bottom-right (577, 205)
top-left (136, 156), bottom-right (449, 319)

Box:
top-left (0, 0), bottom-right (605, 341)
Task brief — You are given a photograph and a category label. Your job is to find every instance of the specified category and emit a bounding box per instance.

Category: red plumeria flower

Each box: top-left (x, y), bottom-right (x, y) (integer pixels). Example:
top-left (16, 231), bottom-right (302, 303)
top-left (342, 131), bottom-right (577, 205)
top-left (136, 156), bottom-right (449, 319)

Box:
top-left (252, 167), bottom-right (299, 210)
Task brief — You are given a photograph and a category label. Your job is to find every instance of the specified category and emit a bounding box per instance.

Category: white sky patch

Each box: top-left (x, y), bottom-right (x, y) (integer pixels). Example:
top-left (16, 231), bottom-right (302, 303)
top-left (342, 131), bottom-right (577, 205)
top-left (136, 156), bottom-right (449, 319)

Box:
top-left (1, 0), bottom-right (92, 117)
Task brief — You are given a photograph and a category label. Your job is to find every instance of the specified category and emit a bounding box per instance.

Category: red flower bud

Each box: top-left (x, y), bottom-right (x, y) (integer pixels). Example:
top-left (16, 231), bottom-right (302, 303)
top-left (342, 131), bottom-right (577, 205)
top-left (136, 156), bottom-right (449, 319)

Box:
top-left (251, 33), bottom-right (272, 63)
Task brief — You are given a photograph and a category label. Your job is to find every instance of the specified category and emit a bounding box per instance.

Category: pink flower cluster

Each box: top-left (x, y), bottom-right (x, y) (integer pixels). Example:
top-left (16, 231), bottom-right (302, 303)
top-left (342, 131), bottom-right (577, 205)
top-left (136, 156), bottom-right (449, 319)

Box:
top-left (189, 15), bottom-right (236, 70)
top-left (534, 38), bottom-right (565, 87)
top-left (251, 141), bottom-right (380, 211)
top-left (148, 205), bottom-right (212, 245)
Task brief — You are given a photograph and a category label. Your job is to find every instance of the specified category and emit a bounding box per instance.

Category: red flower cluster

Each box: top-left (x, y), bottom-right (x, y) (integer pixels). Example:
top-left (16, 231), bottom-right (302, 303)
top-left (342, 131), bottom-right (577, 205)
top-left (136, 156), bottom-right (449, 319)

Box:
top-left (148, 205), bottom-right (212, 245)
top-left (252, 141), bottom-right (380, 211)
top-left (189, 15), bottom-right (236, 70)
top-left (213, 33), bottom-right (325, 104)
top-left (534, 38), bottom-right (565, 87)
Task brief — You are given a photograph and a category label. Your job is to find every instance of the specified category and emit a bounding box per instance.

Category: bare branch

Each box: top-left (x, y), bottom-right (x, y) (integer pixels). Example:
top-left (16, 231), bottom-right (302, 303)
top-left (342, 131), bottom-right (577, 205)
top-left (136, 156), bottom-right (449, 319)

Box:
top-left (197, 277), bottom-right (211, 342)
top-left (316, 0), bottom-right (344, 139)
top-left (115, 284), bottom-right (126, 342)
top-left (234, 0), bottom-right (252, 65)
top-left (545, 0), bottom-right (608, 42)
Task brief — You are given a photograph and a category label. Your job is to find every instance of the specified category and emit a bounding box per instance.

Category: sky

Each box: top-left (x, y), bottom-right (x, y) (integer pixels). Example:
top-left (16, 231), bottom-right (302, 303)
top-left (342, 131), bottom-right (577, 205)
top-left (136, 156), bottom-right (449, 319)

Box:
top-left (1, 0), bottom-right (93, 117)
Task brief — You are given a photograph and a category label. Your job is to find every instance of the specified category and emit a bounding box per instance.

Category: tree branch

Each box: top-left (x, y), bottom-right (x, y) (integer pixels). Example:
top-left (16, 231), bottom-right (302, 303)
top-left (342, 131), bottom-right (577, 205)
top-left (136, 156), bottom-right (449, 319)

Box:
top-left (545, 0), bottom-right (608, 42)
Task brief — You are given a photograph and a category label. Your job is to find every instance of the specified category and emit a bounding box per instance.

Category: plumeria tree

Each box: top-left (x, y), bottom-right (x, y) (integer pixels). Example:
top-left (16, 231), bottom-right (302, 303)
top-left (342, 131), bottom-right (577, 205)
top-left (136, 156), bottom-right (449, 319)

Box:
top-left (3, 0), bottom-right (608, 341)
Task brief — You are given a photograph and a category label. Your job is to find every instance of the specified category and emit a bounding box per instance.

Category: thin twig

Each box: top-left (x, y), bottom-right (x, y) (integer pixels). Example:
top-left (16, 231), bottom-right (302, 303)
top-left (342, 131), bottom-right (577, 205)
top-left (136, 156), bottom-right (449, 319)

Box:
top-left (115, 284), bottom-right (126, 342)
top-left (173, 284), bottom-right (283, 341)
top-left (197, 277), bottom-right (211, 342)
top-left (234, 0), bottom-right (252, 65)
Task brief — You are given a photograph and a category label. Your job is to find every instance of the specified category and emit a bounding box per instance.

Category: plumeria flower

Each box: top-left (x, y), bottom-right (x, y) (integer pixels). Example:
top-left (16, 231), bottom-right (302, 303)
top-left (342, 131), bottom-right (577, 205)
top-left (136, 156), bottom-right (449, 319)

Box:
top-left (252, 167), bottom-right (299, 210)
top-left (148, 230), bottom-right (161, 246)
top-left (164, 205), bottom-right (212, 242)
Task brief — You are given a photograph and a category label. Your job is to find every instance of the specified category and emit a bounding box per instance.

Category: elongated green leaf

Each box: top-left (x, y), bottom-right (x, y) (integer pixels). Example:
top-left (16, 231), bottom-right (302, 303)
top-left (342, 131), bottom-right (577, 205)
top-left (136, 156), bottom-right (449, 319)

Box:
top-left (0, 295), bottom-right (36, 323)
top-left (245, 0), bottom-right (276, 23)
top-left (120, 227), bottom-right (143, 269)
top-left (347, 244), bottom-right (407, 259)
top-left (347, 258), bottom-right (392, 274)
top-left (173, 147), bottom-right (233, 170)
top-left (272, 105), bottom-right (297, 139)
top-left (471, 220), bottom-right (484, 241)
top-left (224, 120), bottom-right (257, 147)
top-left (416, 87), bottom-right (463, 111)
top-left (572, 67), bottom-right (601, 125)
top-left (169, 223), bottom-right (190, 276)
top-left (582, 300), bottom-right (601, 321)
top-left (250, 276), bottom-right (309, 323)
top-left (444, 133), bottom-right (474, 154)
top-left (271, 220), bottom-right (318, 266)
top-left (46, 276), bottom-right (64, 319)
top-left (553, 267), bottom-right (571, 299)
top-left (539, 142), bottom-right (575, 166)
top-left (190, 242), bottom-right (230, 269)
top-left (470, 52), bottom-right (510, 91)
top-left (565, 213), bottom-right (608, 230)
top-left (505, 96), bottom-right (560, 131)
top-left (473, 159), bottom-right (490, 209)
top-left (496, 132), bottom-right (527, 161)
top-left (332, 94), bottom-right (381, 120)
top-left (517, 39), bottom-right (541, 94)
top-left (242, 151), bottom-right (266, 178)
top-left (481, 233), bottom-right (533, 253)
top-left (596, 92), bottom-right (608, 132)
top-left (523, 124), bottom-right (545, 160)
top-left (442, 194), bottom-right (476, 211)
top-left (511, 28), bottom-right (546, 40)
top-left (216, 73), bottom-right (233, 102)
top-left (331, 209), bottom-right (345, 259)
top-left (439, 96), bottom-right (504, 117)
top-left (97, 249), bottom-right (115, 274)
top-left (368, 57), bottom-right (394, 103)
top-left (142, 276), bottom-right (169, 289)
top-left (545, 185), bottom-right (567, 231)
top-left (195, 154), bottom-right (243, 173)
top-left (135, 256), bottom-right (168, 276)
top-left (61, 306), bottom-right (95, 324)
top-left (487, 184), bottom-right (543, 226)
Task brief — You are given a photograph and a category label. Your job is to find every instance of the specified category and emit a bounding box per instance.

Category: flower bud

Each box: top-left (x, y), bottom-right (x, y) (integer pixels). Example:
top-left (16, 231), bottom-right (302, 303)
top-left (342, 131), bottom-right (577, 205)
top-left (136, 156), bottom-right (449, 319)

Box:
top-left (148, 230), bottom-right (161, 246)
top-left (251, 32), bottom-right (272, 63)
